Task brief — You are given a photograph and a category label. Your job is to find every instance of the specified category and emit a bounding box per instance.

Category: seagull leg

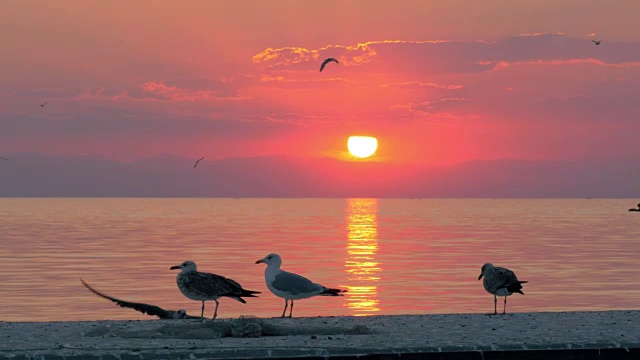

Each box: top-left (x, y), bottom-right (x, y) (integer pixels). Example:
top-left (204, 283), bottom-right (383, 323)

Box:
top-left (212, 299), bottom-right (220, 320)
top-left (493, 295), bottom-right (498, 315)
top-left (281, 299), bottom-right (288, 318)
top-left (288, 300), bottom-right (294, 318)
top-left (200, 301), bottom-right (205, 318)
top-left (503, 297), bottom-right (507, 315)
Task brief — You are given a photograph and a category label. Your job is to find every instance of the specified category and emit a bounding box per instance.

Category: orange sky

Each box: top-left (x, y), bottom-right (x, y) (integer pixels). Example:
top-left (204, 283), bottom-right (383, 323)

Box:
top-left (2, 0), bottom-right (640, 166)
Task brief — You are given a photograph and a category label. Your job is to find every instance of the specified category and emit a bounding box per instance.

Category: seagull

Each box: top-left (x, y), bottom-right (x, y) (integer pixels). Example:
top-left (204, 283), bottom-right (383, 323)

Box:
top-left (478, 263), bottom-right (528, 315)
top-left (591, 40), bottom-right (602, 45)
top-left (170, 260), bottom-right (260, 320)
top-left (81, 279), bottom-right (199, 319)
top-left (39, 102), bottom-right (47, 108)
top-left (320, 58), bottom-right (339, 72)
top-left (255, 253), bottom-right (347, 318)
top-left (193, 157), bottom-right (205, 168)
top-left (629, 203), bottom-right (640, 212)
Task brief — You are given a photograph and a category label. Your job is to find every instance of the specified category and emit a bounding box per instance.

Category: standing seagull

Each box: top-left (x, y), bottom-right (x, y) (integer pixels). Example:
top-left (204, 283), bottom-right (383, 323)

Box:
top-left (256, 253), bottom-right (346, 318)
top-left (39, 102), bottom-right (47, 108)
top-left (81, 279), bottom-right (200, 319)
top-left (591, 40), bottom-right (602, 45)
top-left (193, 157), bottom-right (205, 168)
top-left (478, 263), bottom-right (528, 315)
top-left (170, 260), bottom-right (260, 320)
top-left (320, 58), bottom-right (339, 72)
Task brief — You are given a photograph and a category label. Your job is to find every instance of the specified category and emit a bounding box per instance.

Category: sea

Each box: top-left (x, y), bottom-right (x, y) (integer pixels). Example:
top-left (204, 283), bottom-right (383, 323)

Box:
top-left (1, 198), bottom-right (639, 322)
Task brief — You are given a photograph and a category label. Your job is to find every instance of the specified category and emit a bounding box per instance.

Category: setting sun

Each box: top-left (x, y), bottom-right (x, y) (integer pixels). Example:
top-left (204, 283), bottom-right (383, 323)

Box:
top-left (347, 136), bottom-right (378, 158)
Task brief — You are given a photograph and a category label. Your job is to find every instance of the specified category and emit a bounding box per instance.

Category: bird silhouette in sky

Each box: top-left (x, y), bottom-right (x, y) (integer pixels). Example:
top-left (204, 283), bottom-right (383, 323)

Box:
top-left (39, 102), bottom-right (47, 108)
top-left (320, 58), bottom-right (339, 72)
top-left (193, 157), bottom-right (205, 168)
top-left (591, 40), bottom-right (602, 45)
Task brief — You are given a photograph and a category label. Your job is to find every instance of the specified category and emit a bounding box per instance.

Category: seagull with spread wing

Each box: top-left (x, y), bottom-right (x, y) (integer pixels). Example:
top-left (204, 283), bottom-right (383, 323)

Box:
top-left (81, 279), bottom-right (199, 319)
top-left (320, 58), bottom-right (339, 72)
top-left (591, 40), bottom-right (602, 45)
top-left (193, 157), bottom-right (205, 168)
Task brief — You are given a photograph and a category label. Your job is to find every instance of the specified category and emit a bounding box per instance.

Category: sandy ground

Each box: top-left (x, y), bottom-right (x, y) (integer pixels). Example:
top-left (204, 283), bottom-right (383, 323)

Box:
top-left (1, 311), bottom-right (640, 359)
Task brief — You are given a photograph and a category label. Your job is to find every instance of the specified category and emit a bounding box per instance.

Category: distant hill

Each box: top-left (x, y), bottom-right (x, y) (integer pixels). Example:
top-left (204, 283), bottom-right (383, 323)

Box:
top-left (0, 153), bottom-right (639, 198)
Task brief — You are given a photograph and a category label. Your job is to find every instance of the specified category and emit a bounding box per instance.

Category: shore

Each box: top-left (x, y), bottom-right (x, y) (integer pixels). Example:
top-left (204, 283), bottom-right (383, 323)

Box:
top-left (2, 311), bottom-right (639, 360)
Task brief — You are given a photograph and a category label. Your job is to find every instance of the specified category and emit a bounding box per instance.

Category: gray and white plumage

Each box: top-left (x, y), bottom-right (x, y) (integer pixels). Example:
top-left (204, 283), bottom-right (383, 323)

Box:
top-left (256, 253), bottom-right (346, 318)
top-left (320, 58), bottom-right (339, 72)
top-left (170, 260), bottom-right (260, 319)
top-left (81, 279), bottom-right (199, 319)
top-left (478, 263), bottom-right (527, 315)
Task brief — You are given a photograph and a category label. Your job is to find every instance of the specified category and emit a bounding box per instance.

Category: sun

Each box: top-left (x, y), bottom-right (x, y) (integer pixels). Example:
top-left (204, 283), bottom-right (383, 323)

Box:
top-left (347, 136), bottom-right (378, 158)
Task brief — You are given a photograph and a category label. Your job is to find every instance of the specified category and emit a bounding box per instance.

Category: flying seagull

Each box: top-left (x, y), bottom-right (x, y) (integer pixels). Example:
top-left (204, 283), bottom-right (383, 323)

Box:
top-left (256, 253), bottom-right (347, 318)
top-left (591, 40), bottom-right (602, 45)
top-left (478, 263), bottom-right (528, 315)
top-left (39, 102), bottom-right (47, 108)
top-left (320, 58), bottom-right (339, 72)
top-left (170, 260), bottom-right (260, 320)
top-left (81, 279), bottom-right (199, 319)
top-left (193, 157), bottom-right (205, 168)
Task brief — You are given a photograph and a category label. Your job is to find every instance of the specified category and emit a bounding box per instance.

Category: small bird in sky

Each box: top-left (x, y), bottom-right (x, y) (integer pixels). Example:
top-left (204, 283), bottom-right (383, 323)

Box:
top-left (320, 58), bottom-right (339, 72)
top-left (193, 157), bottom-right (205, 168)
top-left (591, 40), bottom-right (602, 45)
top-left (39, 102), bottom-right (47, 108)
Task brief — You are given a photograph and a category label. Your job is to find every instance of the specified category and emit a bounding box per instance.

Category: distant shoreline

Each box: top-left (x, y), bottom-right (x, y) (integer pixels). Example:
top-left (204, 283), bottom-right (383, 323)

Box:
top-left (2, 310), bottom-right (639, 360)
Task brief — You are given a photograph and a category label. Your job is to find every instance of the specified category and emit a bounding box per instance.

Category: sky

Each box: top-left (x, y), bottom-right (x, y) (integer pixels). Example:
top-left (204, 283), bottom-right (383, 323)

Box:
top-left (1, 1), bottom-right (640, 196)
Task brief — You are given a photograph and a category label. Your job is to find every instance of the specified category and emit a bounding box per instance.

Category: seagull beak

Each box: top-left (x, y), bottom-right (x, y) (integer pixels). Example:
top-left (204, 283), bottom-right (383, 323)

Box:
top-left (170, 265), bottom-right (180, 270)
top-left (478, 273), bottom-right (483, 280)
top-left (255, 259), bottom-right (265, 264)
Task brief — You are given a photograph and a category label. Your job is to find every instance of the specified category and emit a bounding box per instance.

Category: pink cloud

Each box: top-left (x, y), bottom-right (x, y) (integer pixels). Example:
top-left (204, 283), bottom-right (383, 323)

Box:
top-left (381, 81), bottom-right (464, 90)
top-left (141, 81), bottom-right (250, 102)
top-left (252, 34), bottom-right (640, 75)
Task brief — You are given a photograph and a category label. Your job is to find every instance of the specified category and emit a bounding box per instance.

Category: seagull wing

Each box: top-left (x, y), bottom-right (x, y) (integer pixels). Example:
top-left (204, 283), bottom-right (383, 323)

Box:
top-left (81, 279), bottom-right (173, 319)
top-left (183, 272), bottom-right (251, 299)
top-left (271, 270), bottom-right (323, 295)
top-left (320, 58), bottom-right (339, 72)
top-left (485, 267), bottom-right (520, 293)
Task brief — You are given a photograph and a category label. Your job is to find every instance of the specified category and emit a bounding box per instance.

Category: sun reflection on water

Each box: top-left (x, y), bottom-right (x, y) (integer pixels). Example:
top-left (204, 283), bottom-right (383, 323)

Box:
top-left (344, 198), bottom-right (381, 315)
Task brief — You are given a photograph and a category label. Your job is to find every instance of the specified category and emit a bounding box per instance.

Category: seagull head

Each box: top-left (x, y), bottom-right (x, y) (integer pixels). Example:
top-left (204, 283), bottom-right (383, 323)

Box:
top-left (255, 253), bottom-right (282, 267)
top-left (170, 260), bottom-right (197, 272)
top-left (478, 263), bottom-right (494, 280)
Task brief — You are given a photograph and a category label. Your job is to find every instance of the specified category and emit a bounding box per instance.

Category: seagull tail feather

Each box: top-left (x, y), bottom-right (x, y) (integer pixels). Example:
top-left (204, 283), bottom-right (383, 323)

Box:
top-left (507, 281), bottom-right (528, 295)
top-left (320, 287), bottom-right (347, 296)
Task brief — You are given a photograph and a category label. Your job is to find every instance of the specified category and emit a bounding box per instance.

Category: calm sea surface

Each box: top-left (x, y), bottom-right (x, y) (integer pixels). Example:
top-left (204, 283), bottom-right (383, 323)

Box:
top-left (1, 198), bottom-right (639, 322)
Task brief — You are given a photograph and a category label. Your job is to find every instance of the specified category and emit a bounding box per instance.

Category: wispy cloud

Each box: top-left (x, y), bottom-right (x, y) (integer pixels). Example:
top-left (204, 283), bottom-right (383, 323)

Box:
top-left (142, 81), bottom-right (250, 102)
top-left (381, 81), bottom-right (464, 90)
